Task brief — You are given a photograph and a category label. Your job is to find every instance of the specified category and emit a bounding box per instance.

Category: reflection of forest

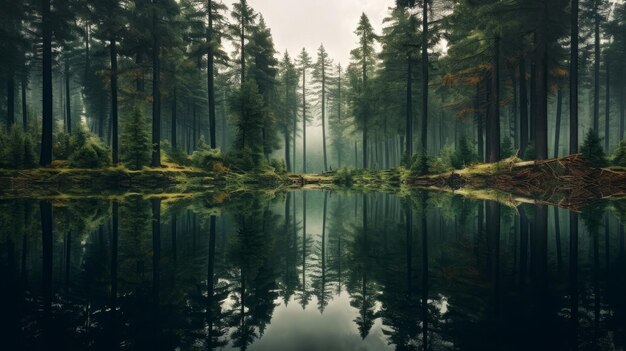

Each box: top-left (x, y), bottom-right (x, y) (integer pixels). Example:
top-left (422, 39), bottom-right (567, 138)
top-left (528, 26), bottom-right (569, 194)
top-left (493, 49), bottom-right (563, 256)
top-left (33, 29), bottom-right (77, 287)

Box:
top-left (1, 191), bottom-right (626, 350)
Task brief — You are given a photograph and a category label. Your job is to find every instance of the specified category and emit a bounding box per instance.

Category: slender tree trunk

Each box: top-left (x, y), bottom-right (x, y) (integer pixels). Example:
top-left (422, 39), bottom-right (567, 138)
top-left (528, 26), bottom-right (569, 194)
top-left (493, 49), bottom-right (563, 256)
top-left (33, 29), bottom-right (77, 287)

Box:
top-left (554, 88), bottom-right (563, 158)
top-left (21, 75), bottom-right (27, 130)
top-left (207, 0), bottom-right (217, 148)
top-left (619, 81), bottom-right (626, 141)
top-left (171, 87), bottom-right (177, 150)
top-left (570, 0), bottom-right (579, 154)
top-left (64, 57), bottom-right (71, 134)
top-left (512, 67), bottom-right (519, 148)
top-left (302, 68), bottom-right (307, 173)
top-left (519, 56), bottom-right (529, 156)
top-left (322, 62), bottom-right (328, 172)
top-left (593, 4), bottom-right (600, 134)
top-left (7, 77), bottom-right (15, 129)
top-left (338, 66), bottom-right (342, 168)
top-left (487, 36), bottom-right (501, 163)
top-left (534, 26), bottom-right (549, 160)
top-left (363, 59), bottom-right (368, 169)
top-left (476, 83), bottom-right (484, 162)
top-left (605, 54), bottom-right (610, 151)
top-left (151, 3), bottom-right (161, 168)
top-left (40, 0), bottom-right (53, 166)
top-left (406, 55), bottom-right (413, 159)
top-left (110, 39), bottom-right (119, 164)
top-left (421, 0), bottom-right (429, 157)
top-left (284, 131), bottom-right (291, 172)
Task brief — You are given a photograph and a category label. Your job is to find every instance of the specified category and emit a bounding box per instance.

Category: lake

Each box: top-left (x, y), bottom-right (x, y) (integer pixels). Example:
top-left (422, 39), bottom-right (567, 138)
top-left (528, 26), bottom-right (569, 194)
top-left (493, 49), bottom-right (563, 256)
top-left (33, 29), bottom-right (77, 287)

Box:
top-left (0, 189), bottom-right (624, 350)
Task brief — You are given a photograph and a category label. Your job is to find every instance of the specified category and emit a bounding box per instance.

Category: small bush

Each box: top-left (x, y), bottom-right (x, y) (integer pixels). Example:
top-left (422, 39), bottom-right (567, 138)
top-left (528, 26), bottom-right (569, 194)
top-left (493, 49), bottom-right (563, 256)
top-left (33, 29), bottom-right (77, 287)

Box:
top-left (0, 125), bottom-right (37, 169)
top-left (334, 168), bottom-right (357, 185)
top-left (581, 130), bottom-right (607, 168)
top-left (224, 148), bottom-right (258, 172)
top-left (191, 146), bottom-right (224, 171)
top-left (53, 132), bottom-right (72, 160)
top-left (409, 152), bottom-right (430, 176)
top-left (162, 140), bottom-right (191, 166)
top-left (500, 137), bottom-right (515, 159)
top-left (68, 127), bottom-right (111, 168)
top-left (270, 158), bottom-right (286, 174)
top-left (451, 137), bottom-right (477, 170)
top-left (611, 140), bottom-right (626, 167)
top-left (523, 142), bottom-right (536, 161)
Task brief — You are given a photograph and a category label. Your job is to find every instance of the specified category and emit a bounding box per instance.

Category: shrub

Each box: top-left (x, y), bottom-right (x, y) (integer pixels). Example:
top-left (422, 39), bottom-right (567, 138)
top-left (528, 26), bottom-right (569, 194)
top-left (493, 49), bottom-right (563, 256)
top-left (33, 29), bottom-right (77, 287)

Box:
top-left (224, 148), bottom-right (258, 172)
top-left (270, 158), bottom-right (286, 174)
top-left (523, 142), bottom-right (536, 160)
top-left (612, 140), bottom-right (626, 167)
top-left (162, 140), bottom-right (191, 166)
top-left (409, 151), bottom-right (430, 176)
top-left (53, 132), bottom-right (72, 160)
top-left (191, 147), bottom-right (224, 171)
top-left (581, 130), bottom-right (607, 168)
top-left (121, 106), bottom-right (151, 170)
top-left (68, 127), bottom-right (111, 168)
top-left (0, 125), bottom-right (37, 169)
top-left (451, 137), bottom-right (477, 169)
top-left (334, 167), bottom-right (357, 185)
top-left (500, 137), bottom-right (515, 159)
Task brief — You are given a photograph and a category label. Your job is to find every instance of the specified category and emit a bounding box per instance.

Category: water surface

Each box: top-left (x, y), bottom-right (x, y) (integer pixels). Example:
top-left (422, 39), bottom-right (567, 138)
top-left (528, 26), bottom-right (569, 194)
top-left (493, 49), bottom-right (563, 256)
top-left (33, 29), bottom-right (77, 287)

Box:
top-left (0, 190), bottom-right (625, 350)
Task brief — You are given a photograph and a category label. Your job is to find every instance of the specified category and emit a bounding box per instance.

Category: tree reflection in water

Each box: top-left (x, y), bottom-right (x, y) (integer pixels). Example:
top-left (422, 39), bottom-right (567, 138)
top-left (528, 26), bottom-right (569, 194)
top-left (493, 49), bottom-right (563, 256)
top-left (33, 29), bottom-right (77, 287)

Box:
top-left (1, 191), bottom-right (626, 350)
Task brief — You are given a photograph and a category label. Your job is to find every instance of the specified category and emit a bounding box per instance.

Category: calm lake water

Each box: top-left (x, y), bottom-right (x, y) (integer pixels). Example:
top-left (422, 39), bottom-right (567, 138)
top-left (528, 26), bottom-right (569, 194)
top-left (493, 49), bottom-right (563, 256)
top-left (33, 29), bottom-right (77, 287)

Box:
top-left (1, 190), bottom-right (625, 350)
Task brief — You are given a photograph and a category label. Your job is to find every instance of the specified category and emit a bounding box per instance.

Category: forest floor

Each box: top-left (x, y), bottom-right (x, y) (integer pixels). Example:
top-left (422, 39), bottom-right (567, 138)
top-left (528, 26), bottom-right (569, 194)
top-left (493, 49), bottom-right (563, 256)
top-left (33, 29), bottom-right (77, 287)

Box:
top-left (3, 155), bottom-right (626, 212)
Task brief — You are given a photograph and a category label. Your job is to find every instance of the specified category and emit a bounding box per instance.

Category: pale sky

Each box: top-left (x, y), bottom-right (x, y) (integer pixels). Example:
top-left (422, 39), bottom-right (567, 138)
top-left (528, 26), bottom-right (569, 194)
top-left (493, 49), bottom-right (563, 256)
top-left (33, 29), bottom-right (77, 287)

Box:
top-left (225, 0), bottom-right (391, 66)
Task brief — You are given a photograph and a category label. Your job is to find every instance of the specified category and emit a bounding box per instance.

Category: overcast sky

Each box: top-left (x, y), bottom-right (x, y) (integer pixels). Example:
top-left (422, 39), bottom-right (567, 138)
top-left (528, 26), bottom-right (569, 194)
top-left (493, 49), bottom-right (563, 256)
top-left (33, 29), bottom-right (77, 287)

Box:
top-left (225, 0), bottom-right (391, 66)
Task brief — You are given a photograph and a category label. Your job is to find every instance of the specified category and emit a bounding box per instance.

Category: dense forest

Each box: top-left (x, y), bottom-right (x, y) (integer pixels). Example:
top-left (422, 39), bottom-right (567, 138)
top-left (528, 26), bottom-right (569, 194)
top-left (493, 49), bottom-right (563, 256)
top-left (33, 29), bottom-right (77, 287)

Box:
top-left (0, 0), bottom-right (625, 174)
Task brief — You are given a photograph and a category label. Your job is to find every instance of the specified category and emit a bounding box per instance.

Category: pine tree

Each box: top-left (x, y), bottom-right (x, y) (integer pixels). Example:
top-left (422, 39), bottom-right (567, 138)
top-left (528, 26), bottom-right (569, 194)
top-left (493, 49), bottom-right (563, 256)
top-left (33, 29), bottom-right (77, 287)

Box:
top-left (348, 13), bottom-right (377, 168)
top-left (278, 52), bottom-right (299, 172)
top-left (313, 44), bottom-right (333, 172)
top-left (121, 107), bottom-right (151, 170)
top-left (297, 48), bottom-right (312, 173)
top-left (230, 0), bottom-right (257, 86)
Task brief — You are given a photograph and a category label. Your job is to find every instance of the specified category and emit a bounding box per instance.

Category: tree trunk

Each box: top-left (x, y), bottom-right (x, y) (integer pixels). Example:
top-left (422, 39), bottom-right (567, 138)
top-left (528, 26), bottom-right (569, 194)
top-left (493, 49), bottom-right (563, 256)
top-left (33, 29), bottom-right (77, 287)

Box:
top-left (207, 0), bottom-right (217, 148)
top-left (171, 87), bottom-right (177, 150)
top-left (476, 83), bottom-right (484, 162)
top-left (593, 4), bottom-right (600, 134)
top-left (110, 39), bottom-right (118, 164)
top-left (570, 0), bottom-right (579, 154)
top-left (7, 76), bottom-right (15, 129)
top-left (284, 131), bottom-right (291, 172)
top-left (519, 56), bottom-right (529, 156)
top-left (421, 0), bottom-right (429, 157)
top-left (40, 0), bottom-right (53, 166)
top-left (534, 29), bottom-right (549, 160)
top-left (605, 54), bottom-right (610, 151)
top-left (487, 36), bottom-right (501, 163)
top-left (302, 68), bottom-right (307, 173)
top-left (620, 81), bottom-right (624, 141)
top-left (65, 56), bottom-right (71, 134)
top-left (554, 88), bottom-right (563, 158)
top-left (21, 74), bottom-right (27, 130)
top-left (322, 62), bottom-right (328, 172)
top-left (406, 55), bottom-right (413, 159)
top-left (151, 4), bottom-right (161, 168)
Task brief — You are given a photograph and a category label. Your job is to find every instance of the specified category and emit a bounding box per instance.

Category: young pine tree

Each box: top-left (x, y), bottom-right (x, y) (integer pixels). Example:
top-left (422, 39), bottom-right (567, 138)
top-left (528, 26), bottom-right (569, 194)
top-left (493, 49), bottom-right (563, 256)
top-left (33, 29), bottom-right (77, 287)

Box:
top-left (121, 107), bottom-right (151, 170)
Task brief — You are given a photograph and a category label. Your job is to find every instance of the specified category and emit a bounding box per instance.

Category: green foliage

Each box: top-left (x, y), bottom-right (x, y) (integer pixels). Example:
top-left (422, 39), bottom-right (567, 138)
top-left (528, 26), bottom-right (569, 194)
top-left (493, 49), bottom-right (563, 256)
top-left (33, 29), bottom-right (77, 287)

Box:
top-left (523, 142), bottom-right (536, 161)
top-left (53, 132), bottom-right (72, 160)
top-left (333, 168), bottom-right (358, 185)
top-left (68, 127), bottom-right (111, 168)
top-left (230, 80), bottom-right (265, 161)
top-left (121, 107), bottom-right (151, 170)
top-left (409, 152), bottom-right (430, 176)
top-left (581, 130), bottom-right (607, 168)
top-left (0, 125), bottom-right (37, 169)
top-left (224, 147), bottom-right (258, 172)
top-left (452, 137), bottom-right (477, 169)
top-left (269, 158), bottom-right (286, 174)
top-left (611, 140), bottom-right (626, 167)
top-left (190, 144), bottom-right (224, 171)
top-left (500, 137), bottom-right (514, 159)
top-left (162, 140), bottom-right (191, 166)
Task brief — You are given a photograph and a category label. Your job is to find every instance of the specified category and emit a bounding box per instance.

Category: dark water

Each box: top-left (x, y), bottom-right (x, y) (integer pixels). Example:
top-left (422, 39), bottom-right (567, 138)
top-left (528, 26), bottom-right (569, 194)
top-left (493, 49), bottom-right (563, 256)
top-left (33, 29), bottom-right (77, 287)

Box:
top-left (1, 190), bottom-right (625, 350)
